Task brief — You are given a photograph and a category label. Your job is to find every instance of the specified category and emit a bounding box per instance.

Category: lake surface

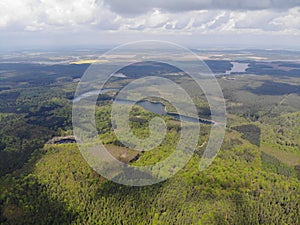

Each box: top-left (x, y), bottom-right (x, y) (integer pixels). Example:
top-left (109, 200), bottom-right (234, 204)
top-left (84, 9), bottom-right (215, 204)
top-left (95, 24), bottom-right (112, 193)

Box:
top-left (225, 62), bottom-right (249, 75)
top-left (137, 100), bottom-right (167, 115)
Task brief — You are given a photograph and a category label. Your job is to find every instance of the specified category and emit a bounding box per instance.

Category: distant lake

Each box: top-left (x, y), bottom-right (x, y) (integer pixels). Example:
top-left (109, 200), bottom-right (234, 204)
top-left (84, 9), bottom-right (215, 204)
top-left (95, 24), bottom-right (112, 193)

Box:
top-left (225, 62), bottom-right (249, 75)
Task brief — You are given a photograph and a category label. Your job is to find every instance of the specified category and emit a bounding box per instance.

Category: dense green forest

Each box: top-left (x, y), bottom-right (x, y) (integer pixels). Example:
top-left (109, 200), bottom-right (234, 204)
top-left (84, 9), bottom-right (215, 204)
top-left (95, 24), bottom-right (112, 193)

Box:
top-left (0, 61), bottom-right (299, 224)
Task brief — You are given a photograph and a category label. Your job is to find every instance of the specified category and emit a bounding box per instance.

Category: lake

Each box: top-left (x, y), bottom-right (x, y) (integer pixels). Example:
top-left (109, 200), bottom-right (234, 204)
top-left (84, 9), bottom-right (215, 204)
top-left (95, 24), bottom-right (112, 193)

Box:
top-left (74, 91), bottom-right (214, 124)
top-left (137, 100), bottom-right (167, 115)
top-left (117, 99), bottom-right (213, 124)
top-left (225, 62), bottom-right (249, 75)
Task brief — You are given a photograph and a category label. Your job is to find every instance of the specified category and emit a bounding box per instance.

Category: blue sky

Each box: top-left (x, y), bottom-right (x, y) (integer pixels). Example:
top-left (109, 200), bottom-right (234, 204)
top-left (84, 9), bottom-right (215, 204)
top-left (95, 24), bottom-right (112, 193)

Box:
top-left (1, 0), bottom-right (300, 50)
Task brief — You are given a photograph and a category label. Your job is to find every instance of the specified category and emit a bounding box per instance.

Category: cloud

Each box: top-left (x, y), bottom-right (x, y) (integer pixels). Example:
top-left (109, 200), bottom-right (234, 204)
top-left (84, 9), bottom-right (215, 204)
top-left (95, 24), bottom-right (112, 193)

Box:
top-left (102, 0), bottom-right (300, 16)
top-left (0, 0), bottom-right (120, 31)
top-left (207, 12), bottom-right (231, 29)
top-left (233, 8), bottom-right (300, 32)
top-left (234, 10), bottom-right (282, 31)
top-left (0, 0), bottom-right (299, 33)
top-left (0, 0), bottom-right (39, 28)
top-left (41, 0), bottom-right (97, 26)
top-left (0, 0), bottom-right (299, 49)
top-left (271, 7), bottom-right (300, 30)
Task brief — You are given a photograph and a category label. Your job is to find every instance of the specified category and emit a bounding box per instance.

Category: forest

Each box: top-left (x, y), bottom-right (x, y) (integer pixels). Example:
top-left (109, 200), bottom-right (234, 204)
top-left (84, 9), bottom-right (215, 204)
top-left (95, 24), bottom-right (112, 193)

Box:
top-left (0, 60), bottom-right (299, 224)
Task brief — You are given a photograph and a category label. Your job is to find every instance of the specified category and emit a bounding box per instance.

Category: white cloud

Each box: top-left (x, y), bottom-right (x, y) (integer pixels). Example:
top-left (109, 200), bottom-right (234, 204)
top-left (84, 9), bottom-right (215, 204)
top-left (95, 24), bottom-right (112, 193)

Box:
top-left (0, 0), bottom-right (119, 31)
top-left (41, 0), bottom-right (97, 25)
top-left (234, 10), bottom-right (281, 30)
top-left (146, 10), bottom-right (169, 28)
top-left (0, 0), bottom-right (299, 49)
top-left (0, 0), bottom-right (38, 27)
top-left (231, 8), bottom-right (300, 34)
top-left (271, 7), bottom-right (300, 29)
top-left (0, 0), bottom-right (298, 34)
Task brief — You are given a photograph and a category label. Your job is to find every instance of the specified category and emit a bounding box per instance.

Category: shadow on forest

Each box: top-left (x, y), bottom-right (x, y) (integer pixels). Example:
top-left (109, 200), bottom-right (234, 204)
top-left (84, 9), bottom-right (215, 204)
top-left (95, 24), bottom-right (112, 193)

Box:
top-left (0, 175), bottom-right (77, 225)
top-left (244, 80), bottom-right (300, 96)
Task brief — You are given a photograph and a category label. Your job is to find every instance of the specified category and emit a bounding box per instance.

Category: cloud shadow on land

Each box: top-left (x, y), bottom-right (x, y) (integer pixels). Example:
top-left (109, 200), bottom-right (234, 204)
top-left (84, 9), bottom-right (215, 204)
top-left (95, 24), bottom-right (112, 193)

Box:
top-left (244, 80), bottom-right (300, 96)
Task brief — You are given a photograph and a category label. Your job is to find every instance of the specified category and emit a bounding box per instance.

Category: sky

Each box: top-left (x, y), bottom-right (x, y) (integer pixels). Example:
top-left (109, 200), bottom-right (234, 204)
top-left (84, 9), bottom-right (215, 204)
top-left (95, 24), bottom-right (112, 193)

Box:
top-left (0, 0), bottom-right (300, 50)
